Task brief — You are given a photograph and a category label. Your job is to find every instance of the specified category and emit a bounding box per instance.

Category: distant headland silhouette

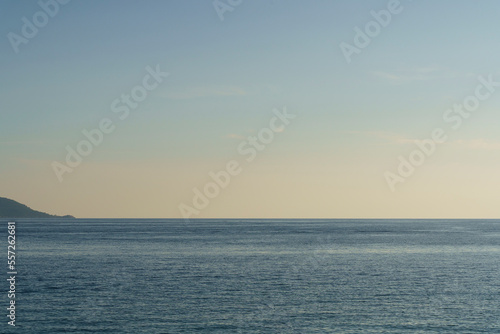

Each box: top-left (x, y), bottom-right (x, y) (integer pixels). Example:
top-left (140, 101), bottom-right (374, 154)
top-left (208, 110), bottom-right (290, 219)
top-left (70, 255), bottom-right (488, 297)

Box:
top-left (0, 197), bottom-right (75, 219)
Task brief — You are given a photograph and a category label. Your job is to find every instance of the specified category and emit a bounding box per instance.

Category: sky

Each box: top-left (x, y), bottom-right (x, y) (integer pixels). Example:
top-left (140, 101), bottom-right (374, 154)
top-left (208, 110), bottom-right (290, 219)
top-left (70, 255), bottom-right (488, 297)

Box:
top-left (1, 0), bottom-right (500, 219)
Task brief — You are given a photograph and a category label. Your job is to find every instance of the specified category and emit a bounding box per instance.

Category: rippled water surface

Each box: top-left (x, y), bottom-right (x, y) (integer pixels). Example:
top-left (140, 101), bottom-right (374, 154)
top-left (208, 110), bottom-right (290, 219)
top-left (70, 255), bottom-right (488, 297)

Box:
top-left (3, 219), bottom-right (500, 333)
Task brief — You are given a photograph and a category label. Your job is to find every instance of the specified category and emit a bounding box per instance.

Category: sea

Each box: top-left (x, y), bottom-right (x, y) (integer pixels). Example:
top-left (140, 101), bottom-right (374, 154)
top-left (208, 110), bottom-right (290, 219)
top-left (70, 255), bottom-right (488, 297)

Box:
top-left (2, 219), bottom-right (500, 333)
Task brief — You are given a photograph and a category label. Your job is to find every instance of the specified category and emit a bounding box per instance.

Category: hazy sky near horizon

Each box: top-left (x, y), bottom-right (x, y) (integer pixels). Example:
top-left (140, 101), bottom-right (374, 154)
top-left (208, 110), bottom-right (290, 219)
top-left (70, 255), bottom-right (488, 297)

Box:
top-left (2, 0), bottom-right (500, 218)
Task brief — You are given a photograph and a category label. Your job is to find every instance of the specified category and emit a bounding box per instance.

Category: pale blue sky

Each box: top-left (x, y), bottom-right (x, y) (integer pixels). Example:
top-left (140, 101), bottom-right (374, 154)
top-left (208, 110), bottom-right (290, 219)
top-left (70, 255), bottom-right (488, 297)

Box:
top-left (2, 0), bottom-right (500, 218)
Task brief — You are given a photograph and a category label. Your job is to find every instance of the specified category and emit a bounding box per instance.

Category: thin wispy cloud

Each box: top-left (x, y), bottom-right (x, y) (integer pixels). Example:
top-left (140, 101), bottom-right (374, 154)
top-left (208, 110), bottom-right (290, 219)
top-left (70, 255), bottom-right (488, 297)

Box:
top-left (350, 131), bottom-right (500, 152)
top-left (348, 131), bottom-right (415, 145)
top-left (371, 67), bottom-right (466, 84)
top-left (226, 133), bottom-right (245, 140)
top-left (453, 138), bottom-right (500, 151)
top-left (11, 157), bottom-right (52, 167)
top-left (163, 85), bottom-right (248, 100)
top-left (226, 128), bottom-right (263, 140)
top-left (0, 140), bottom-right (51, 146)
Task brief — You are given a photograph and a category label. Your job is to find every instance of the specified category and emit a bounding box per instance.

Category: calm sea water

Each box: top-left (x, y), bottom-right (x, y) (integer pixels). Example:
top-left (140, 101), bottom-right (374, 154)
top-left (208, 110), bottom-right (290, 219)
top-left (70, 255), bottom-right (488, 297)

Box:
top-left (2, 219), bottom-right (500, 333)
